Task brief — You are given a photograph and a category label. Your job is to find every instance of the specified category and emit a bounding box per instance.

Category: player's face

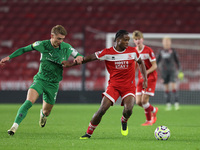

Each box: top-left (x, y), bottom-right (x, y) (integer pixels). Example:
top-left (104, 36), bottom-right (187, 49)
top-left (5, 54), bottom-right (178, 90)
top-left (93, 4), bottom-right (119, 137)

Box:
top-left (133, 37), bottom-right (143, 47)
top-left (51, 33), bottom-right (65, 48)
top-left (162, 38), bottom-right (171, 49)
top-left (118, 34), bottom-right (130, 50)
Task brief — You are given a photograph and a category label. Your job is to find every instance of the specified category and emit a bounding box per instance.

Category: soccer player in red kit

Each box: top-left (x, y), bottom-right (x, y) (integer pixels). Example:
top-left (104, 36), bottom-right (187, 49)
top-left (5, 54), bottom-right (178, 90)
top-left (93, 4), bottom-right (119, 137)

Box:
top-left (62, 30), bottom-right (147, 139)
top-left (132, 30), bottom-right (158, 126)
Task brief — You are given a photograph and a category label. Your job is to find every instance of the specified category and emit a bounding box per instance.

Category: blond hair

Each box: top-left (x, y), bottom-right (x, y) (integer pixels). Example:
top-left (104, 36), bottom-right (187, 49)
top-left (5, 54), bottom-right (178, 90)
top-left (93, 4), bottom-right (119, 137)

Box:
top-left (162, 36), bottom-right (171, 42)
top-left (132, 30), bottom-right (143, 39)
top-left (162, 36), bottom-right (172, 49)
top-left (51, 25), bottom-right (67, 36)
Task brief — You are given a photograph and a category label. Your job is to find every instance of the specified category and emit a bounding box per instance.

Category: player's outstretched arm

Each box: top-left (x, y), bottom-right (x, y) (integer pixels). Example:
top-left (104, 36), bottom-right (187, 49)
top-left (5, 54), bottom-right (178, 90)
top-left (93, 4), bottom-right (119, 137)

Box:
top-left (0, 56), bottom-right (10, 66)
top-left (74, 56), bottom-right (84, 65)
top-left (62, 53), bottom-right (98, 68)
top-left (137, 58), bottom-right (148, 90)
top-left (82, 53), bottom-right (98, 64)
top-left (62, 61), bottom-right (77, 67)
top-left (0, 45), bottom-right (34, 67)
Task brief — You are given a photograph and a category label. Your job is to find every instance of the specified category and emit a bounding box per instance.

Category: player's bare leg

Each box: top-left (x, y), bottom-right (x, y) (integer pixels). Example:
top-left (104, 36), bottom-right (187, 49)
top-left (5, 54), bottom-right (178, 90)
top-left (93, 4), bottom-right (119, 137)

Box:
top-left (8, 88), bottom-right (39, 136)
top-left (80, 97), bottom-right (112, 139)
top-left (121, 95), bottom-right (135, 136)
top-left (39, 100), bottom-right (53, 127)
top-left (136, 95), bottom-right (143, 107)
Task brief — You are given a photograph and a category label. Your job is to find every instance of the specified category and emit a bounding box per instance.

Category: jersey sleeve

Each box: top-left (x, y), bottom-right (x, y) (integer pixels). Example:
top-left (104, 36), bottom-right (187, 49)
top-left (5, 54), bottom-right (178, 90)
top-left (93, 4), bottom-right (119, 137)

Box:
top-left (148, 48), bottom-right (156, 62)
top-left (64, 43), bottom-right (83, 58)
top-left (95, 49), bottom-right (107, 61)
top-left (9, 44), bottom-right (34, 59)
top-left (32, 41), bottom-right (45, 52)
top-left (70, 47), bottom-right (83, 58)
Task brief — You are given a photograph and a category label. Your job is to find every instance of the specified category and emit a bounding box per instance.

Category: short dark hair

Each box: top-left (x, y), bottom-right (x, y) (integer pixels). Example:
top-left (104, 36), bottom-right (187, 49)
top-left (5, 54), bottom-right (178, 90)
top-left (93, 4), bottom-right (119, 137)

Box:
top-left (51, 25), bottom-right (67, 36)
top-left (114, 30), bottom-right (129, 42)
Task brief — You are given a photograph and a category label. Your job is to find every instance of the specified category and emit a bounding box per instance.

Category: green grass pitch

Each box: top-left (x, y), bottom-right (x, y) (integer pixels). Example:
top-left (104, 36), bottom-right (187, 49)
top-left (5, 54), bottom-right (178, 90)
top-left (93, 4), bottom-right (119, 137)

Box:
top-left (0, 104), bottom-right (200, 150)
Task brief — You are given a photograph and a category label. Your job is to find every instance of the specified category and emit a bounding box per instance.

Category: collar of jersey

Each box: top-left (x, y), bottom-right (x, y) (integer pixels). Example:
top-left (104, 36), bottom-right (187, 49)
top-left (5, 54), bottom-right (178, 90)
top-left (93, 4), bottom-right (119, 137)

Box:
top-left (49, 40), bottom-right (61, 50)
top-left (113, 46), bottom-right (126, 53)
top-left (137, 45), bottom-right (145, 53)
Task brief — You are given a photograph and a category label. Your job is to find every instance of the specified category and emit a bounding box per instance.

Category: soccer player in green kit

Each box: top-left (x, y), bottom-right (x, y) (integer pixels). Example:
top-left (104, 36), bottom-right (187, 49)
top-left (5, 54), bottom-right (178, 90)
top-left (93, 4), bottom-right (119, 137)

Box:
top-left (0, 25), bottom-right (83, 136)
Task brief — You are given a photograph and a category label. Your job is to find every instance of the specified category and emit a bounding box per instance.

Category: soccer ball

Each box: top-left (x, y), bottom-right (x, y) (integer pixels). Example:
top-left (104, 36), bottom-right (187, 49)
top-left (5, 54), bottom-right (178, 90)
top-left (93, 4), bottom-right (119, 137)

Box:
top-left (154, 126), bottom-right (170, 140)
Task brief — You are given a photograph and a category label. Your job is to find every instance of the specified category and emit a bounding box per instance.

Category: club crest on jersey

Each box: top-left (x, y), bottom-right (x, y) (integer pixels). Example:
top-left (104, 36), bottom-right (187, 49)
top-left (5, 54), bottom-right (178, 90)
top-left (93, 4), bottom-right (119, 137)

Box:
top-left (128, 54), bottom-right (132, 59)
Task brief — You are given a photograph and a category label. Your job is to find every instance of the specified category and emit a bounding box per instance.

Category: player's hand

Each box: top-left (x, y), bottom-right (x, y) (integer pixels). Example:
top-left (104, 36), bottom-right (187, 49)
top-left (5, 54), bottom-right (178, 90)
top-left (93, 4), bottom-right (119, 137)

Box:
top-left (178, 71), bottom-right (184, 80)
top-left (0, 56), bottom-right (10, 66)
top-left (74, 56), bottom-right (83, 65)
top-left (61, 61), bottom-right (75, 68)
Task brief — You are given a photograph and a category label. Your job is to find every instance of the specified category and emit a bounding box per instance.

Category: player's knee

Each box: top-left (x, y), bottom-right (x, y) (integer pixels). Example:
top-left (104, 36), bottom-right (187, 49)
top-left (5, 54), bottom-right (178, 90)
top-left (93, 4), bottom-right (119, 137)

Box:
top-left (136, 101), bottom-right (142, 106)
top-left (136, 96), bottom-right (142, 106)
top-left (141, 95), bottom-right (149, 104)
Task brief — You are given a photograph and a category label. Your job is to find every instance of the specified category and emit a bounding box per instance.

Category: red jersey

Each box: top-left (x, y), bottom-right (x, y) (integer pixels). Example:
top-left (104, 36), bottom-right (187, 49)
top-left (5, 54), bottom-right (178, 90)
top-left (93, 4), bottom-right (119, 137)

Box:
top-left (136, 45), bottom-right (157, 80)
top-left (95, 46), bottom-right (140, 87)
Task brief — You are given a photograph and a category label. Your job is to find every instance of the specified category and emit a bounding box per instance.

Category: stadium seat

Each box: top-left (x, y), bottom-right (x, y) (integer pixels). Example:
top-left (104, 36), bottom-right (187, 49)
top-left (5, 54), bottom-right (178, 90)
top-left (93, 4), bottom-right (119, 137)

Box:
top-left (0, 0), bottom-right (200, 90)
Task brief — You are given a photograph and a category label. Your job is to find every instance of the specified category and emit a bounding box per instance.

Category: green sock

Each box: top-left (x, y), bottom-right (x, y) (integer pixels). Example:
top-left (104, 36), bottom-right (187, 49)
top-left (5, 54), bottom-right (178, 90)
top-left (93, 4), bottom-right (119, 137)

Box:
top-left (14, 100), bottom-right (33, 125)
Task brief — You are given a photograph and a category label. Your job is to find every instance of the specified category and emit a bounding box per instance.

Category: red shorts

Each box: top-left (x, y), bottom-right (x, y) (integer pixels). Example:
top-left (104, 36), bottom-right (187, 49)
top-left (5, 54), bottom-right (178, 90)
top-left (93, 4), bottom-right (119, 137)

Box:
top-left (136, 78), bottom-right (156, 96)
top-left (103, 84), bottom-right (136, 106)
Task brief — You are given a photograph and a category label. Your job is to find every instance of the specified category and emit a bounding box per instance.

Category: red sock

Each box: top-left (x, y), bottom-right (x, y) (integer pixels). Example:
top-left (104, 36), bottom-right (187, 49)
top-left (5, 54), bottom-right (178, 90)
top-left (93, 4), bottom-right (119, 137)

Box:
top-left (149, 104), bottom-right (154, 112)
top-left (121, 115), bottom-right (129, 123)
top-left (86, 122), bottom-right (98, 135)
top-left (142, 103), bottom-right (152, 121)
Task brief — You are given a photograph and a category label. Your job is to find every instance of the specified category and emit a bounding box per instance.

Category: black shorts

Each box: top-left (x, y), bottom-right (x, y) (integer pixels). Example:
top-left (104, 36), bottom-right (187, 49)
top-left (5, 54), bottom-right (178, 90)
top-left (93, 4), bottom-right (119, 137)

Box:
top-left (161, 71), bottom-right (176, 84)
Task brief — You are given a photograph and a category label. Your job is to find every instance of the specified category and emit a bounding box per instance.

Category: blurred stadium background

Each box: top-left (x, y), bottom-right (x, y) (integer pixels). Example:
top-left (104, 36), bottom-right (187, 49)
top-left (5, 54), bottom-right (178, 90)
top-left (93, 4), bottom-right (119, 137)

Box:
top-left (0, 0), bottom-right (200, 104)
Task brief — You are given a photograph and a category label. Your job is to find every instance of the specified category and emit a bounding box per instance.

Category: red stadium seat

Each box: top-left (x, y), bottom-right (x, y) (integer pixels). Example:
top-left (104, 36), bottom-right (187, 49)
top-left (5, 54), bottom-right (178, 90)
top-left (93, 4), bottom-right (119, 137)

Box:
top-left (0, 0), bottom-right (200, 87)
